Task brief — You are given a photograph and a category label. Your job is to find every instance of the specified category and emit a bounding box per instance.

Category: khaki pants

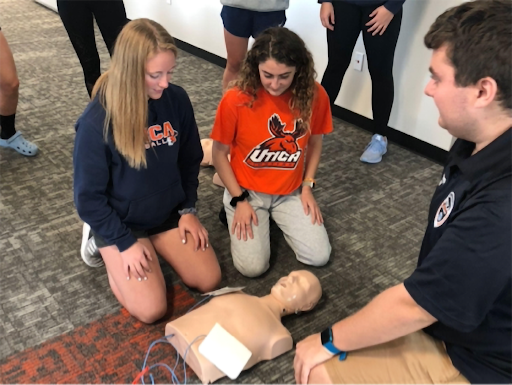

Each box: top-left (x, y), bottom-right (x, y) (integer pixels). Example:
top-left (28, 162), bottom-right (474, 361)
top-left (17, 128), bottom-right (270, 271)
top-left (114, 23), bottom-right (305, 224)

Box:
top-left (324, 331), bottom-right (470, 384)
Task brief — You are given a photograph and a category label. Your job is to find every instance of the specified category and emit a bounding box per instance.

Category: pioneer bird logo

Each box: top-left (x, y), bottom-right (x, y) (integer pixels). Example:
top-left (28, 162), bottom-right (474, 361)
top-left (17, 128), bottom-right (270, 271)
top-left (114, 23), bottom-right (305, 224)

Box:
top-left (245, 114), bottom-right (307, 169)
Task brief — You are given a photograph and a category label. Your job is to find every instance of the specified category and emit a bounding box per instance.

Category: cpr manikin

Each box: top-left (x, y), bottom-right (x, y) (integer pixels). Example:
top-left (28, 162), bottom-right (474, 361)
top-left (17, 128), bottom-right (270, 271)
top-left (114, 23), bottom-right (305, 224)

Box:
top-left (200, 138), bottom-right (226, 187)
top-left (165, 270), bottom-right (322, 384)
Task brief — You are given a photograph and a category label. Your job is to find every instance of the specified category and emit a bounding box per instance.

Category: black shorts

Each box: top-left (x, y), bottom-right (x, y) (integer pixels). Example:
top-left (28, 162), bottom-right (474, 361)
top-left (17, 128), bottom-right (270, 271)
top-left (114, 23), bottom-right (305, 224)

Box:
top-left (93, 210), bottom-right (180, 249)
top-left (221, 5), bottom-right (286, 39)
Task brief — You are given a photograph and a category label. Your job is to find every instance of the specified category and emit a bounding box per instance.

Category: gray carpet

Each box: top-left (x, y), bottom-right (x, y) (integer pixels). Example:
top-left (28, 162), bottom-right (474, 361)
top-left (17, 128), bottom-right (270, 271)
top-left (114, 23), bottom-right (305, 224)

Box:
top-left (0, 0), bottom-right (443, 383)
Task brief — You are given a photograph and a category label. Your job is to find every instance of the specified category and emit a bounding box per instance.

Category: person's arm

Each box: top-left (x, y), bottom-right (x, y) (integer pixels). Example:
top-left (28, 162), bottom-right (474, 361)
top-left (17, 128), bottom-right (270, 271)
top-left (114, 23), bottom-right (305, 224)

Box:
top-left (212, 141), bottom-right (243, 198)
top-left (384, 0), bottom-right (406, 14)
top-left (331, 284), bottom-right (435, 350)
top-left (212, 140), bottom-right (259, 240)
top-left (176, 87), bottom-right (202, 210)
top-left (319, 1), bottom-right (335, 30)
top-left (211, 90), bottom-right (258, 240)
top-left (301, 134), bottom-right (324, 224)
top-left (73, 116), bottom-right (136, 253)
top-left (294, 284), bottom-right (435, 384)
top-left (366, 0), bottom-right (405, 36)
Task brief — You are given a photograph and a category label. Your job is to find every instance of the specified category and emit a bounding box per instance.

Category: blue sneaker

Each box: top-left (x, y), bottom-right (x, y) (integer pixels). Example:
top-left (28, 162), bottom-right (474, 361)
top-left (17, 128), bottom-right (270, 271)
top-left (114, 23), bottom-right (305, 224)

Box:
top-left (360, 134), bottom-right (387, 164)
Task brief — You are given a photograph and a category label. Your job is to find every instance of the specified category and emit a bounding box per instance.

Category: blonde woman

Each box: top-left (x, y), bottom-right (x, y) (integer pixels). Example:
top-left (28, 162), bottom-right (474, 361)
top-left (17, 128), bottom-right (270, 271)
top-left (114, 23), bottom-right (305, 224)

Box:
top-left (73, 19), bottom-right (221, 324)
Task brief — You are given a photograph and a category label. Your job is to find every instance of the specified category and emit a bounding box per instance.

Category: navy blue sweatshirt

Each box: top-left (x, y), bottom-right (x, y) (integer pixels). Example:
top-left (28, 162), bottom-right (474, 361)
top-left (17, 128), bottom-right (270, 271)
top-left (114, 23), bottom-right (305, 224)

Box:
top-left (318, 0), bottom-right (405, 15)
top-left (73, 84), bottom-right (203, 252)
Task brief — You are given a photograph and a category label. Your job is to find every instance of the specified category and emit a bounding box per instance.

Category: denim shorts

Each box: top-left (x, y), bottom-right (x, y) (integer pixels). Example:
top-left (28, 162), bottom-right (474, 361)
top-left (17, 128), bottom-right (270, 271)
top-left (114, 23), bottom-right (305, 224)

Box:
top-left (221, 5), bottom-right (286, 39)
top-left (93, 210), bottom-right (180, 248)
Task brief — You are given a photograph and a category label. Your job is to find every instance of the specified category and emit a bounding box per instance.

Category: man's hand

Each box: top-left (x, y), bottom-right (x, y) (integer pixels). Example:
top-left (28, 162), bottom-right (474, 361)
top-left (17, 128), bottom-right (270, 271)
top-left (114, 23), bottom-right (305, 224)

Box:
top-left (366, 5), bottom-right (394, 36)
top-left (294, 333), bottom-right (334, 384)
top-left (320, 2), bottom-right (335, 31)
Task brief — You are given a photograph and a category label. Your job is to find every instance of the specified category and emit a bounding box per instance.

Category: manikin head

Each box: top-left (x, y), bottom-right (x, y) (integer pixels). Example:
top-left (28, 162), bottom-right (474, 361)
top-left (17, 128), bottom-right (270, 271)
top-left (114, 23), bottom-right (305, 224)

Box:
top-left (270, 270), bottom-right (322, 314)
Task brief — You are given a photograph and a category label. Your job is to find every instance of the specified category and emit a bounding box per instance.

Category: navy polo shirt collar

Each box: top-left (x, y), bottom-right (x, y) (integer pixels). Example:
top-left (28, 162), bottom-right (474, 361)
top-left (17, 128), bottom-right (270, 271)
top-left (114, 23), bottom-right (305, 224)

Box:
top-left (450, 128), bottom-right (512, 182)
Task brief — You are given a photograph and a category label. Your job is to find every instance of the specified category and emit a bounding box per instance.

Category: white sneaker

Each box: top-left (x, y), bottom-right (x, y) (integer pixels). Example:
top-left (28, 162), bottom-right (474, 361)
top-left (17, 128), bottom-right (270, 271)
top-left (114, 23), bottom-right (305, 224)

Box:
top-left (80, 223), bottom-right (103, 267)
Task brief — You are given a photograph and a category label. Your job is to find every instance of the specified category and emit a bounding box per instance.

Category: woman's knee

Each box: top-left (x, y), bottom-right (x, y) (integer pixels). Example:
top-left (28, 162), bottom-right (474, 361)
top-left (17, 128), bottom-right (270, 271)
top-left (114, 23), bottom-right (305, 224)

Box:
top-left (233, 255), bottom-right (270, 278)
top-left (297, 241), bottom-right (331, 267)
top-left (129, 302), bottom-right (167, 324)
top-left (225, 58), bottom-right (243, 74)
top-left (183, 266), bottom-right (222, 293)
top-left (0, 76), bottom-right (19, 96)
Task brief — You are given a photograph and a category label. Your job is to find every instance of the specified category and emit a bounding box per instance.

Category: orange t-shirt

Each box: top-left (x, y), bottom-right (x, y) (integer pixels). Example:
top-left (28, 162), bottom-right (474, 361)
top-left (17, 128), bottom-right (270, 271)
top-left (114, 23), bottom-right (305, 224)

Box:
top-left (210, 82), bottom-right (333, 195)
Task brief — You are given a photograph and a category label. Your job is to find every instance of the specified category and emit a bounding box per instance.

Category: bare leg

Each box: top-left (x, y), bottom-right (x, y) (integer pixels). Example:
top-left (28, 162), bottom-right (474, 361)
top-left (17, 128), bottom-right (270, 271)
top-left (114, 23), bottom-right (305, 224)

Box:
top-left (100, 238), bottom-right (167, 324)
top-left (222, 29), bottom-right (249, 91)
top-left (0, 30), bottom-right (37, 155)
top-left (150, 229), bottom-right (221, 293)
top-left (0, 31), bottom-right (19, 118)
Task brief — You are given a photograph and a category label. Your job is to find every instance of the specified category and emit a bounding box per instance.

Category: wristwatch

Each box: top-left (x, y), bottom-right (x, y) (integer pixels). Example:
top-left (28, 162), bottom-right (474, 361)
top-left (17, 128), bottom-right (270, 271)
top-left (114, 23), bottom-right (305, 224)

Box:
top-left (302, 177), bottom-right (316, 189)
top-left (321, 327), bottom-right (347, 360)
top-left (229, 190), bottom-right (249, 207)
top-left (178, 207), bottom-right (197, 216)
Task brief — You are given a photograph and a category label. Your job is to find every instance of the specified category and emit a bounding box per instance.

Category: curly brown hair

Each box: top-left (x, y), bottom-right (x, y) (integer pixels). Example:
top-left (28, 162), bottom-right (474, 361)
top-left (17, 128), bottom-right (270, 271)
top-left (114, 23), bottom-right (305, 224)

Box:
top-left (233, 27), bottom-right (317, 131)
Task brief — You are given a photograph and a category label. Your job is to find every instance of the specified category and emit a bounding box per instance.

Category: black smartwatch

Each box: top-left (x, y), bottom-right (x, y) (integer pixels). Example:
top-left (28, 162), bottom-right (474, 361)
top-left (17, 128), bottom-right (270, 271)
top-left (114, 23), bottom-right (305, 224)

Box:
top-left (229, 190), bottom-right (249, 207)
top-left (321, 327), bottom-right (347, 360)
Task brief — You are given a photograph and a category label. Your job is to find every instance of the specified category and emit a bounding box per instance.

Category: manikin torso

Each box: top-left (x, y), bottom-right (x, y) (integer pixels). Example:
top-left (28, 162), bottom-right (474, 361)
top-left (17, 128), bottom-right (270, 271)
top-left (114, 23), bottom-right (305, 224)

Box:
top-left (165, 292), bottom-right (292, 384)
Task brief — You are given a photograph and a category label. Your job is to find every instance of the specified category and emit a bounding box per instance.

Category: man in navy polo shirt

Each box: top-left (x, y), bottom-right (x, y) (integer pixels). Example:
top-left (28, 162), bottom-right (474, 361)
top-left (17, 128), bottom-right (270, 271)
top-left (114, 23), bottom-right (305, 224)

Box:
top-left (294, 1), bottom-right (511, 383)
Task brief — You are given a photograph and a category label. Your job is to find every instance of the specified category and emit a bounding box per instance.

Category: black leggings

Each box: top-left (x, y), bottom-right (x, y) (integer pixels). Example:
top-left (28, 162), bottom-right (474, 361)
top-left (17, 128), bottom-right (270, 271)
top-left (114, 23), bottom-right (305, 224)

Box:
top-left (321, 2), bottom-right (402, 136)
top-left (57, 0), bottom-right (128, 96)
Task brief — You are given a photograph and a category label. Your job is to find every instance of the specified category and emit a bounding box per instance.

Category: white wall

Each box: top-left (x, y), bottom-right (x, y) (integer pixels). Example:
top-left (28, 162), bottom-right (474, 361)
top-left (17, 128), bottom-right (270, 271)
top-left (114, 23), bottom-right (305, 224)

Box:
top-left (122, 0), bottom-right (465, 150)
top-left (34, 0), bottom-right (57, 12)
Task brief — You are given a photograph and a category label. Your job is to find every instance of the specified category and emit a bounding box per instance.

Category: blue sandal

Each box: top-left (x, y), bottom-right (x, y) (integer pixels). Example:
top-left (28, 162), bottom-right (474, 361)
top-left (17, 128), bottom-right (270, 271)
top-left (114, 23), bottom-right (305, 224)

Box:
top-left (0, 131), bottom-right (39, 156)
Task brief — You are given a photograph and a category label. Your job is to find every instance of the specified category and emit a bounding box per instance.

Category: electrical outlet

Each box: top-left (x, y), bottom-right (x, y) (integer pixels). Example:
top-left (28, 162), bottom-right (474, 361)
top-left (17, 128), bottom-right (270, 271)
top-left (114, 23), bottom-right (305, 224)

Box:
top-left (353, 52), bottom-right (364, 71)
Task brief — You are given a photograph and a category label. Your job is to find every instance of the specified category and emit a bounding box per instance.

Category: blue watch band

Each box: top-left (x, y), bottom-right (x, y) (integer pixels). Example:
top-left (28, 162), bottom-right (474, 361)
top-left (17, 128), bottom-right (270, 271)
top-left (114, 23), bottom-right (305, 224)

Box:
top-left (321, 327), bottom-right (348, 361)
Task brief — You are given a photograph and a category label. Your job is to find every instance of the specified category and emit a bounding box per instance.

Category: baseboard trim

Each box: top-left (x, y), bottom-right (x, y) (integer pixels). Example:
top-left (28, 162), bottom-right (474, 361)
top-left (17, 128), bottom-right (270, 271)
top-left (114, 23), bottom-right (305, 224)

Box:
top-left (175, 37), bottom-right (448, 165)
top-left (331, 105), bottom-right (448, 164)
top-left (175, 38), bottom-right (227, 69)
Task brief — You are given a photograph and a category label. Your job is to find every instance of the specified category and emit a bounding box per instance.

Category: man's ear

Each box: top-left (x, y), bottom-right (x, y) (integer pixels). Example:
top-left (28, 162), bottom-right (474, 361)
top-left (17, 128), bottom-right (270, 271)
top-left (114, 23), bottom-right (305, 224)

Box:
top-left (474, 77), bottom-right (499, 109)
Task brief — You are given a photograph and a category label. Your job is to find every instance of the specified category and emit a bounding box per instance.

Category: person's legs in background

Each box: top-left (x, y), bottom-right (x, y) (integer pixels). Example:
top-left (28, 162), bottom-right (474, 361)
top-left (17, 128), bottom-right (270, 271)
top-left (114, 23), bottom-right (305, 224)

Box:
top-left (57, 0), bottom-right (100, 97)
top-left (359, 6), bottom-right (402, 164)
top-left (221, 6), bottom-right (251, 91)
top-left (221, 6), bottom-right (286, 91)
top-left (0, 29), bottom-right (38, 156)
top-left (90, 0), bottom-right (128, 56)
top-left (320, 2), bottom-right (362, 105)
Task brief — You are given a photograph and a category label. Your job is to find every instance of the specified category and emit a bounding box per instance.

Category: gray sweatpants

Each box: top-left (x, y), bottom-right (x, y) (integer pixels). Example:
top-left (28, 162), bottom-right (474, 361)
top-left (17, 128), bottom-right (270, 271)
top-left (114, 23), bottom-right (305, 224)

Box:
top-left (223, 188), bottom-right (331, 277)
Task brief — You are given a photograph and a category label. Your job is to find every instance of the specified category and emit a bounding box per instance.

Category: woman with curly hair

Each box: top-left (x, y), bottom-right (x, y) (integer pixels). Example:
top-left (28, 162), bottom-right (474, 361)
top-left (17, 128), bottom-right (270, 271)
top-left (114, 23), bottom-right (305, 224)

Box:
top-left (211, 27), bottom-right (332, 278)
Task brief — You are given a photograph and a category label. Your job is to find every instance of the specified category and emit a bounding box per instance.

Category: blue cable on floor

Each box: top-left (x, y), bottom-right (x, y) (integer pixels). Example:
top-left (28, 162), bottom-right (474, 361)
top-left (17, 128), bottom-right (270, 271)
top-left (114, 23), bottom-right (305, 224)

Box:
top-left (134, 295), bottom-right (213, 384)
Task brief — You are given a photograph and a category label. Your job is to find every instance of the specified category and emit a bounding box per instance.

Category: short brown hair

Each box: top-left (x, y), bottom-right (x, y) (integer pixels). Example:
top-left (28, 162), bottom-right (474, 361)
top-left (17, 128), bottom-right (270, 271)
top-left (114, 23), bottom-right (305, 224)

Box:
top-left (424, 0), bottom-right (512, 110)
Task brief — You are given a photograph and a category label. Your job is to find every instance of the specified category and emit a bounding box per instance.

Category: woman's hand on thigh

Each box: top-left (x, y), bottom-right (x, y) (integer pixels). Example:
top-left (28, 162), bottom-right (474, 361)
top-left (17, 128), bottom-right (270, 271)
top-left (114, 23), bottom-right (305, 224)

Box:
top-left (301, 188), bottom-right (324, 225)
top-left (120, 241), bottom-right (153, 281)
top-left (232, 201), bottom-right (259, 241)
top-left (178, 213), bottom-right (209, 252)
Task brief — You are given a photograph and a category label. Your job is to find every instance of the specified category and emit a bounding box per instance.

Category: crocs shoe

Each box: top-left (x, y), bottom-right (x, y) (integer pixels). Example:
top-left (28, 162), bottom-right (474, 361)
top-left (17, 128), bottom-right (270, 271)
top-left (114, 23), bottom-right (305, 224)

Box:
top-left (360, 134), bottom-right (387, 164)
top-left (80, 223), bottom-right (104, 267)
top-left (0, 131), bottom-right (38, 156)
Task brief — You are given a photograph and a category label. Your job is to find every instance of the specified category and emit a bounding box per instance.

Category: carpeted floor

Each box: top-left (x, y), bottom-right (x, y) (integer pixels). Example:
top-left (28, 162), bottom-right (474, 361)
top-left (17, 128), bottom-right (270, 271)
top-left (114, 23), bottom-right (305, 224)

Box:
top-left (0, 0), bottom-right (443, 383)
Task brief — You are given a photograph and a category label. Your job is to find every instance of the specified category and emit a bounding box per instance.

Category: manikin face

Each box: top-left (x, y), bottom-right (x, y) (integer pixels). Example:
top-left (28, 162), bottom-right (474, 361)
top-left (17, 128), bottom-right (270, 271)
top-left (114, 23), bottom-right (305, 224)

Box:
top-left (145, 50), bottom-right (176, 100)
top-left (258, 58), bottom-right (296, 96)
top-left (424, 46), bottom-right (476, 140)
top-left (271, 270), bottom-right (322, 313)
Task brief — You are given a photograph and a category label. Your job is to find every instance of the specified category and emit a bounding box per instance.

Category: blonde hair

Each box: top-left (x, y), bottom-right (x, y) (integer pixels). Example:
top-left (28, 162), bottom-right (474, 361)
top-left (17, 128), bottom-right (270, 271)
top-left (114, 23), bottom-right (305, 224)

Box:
top-left (92, 18), bottom-right (178, 169)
